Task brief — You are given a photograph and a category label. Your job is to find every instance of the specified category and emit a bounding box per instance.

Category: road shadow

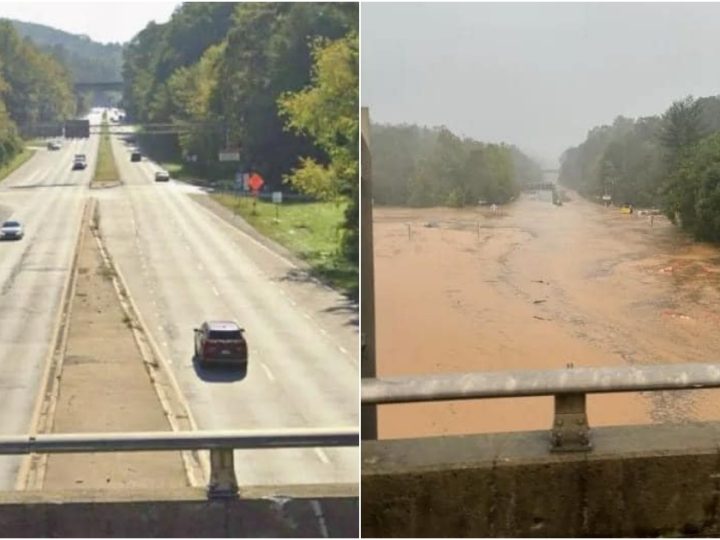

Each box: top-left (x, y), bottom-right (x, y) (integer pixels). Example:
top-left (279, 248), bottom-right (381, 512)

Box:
top-left (192, 354), bottom-right (248, 383)
top-left (8, 183), bottom-right (79, 189)
top-left (322, 303), bottom-right (359, 327)
top-left (279, 268), bottom-right (359, 303)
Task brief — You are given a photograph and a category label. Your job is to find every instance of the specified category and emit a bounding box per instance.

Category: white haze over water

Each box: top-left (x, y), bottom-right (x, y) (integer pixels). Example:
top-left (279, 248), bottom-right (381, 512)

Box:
top-left (361, 2), bottom-right (720, 168)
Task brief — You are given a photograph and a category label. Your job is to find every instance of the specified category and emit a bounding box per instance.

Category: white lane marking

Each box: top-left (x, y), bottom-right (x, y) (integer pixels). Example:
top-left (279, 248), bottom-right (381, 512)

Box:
top-left (260, 362), bottom-right (275, 382)
top-left (319, 328), bottom-right (328, 336)
top-left (338, 346), bottom-right (348, 355)
top-left (211, 286), bottom-right (220, 297)
top-left (311, 500), bottom-right (330, 538)
top-left (314, 448), bottom-right (330, 464)
top-left (303, 313), bottom-right (311, 320)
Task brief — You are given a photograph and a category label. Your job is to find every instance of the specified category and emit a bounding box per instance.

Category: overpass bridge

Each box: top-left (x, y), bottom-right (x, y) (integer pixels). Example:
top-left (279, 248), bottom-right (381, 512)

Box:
top-left (74, 81), bottom-right (123, 93)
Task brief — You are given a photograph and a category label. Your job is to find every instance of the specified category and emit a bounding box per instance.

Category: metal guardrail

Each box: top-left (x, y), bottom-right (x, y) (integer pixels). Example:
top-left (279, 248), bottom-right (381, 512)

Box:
top-left (362, 363), bottom-right (720, 452)
top-left (6, 428), bottom-right (358, 498)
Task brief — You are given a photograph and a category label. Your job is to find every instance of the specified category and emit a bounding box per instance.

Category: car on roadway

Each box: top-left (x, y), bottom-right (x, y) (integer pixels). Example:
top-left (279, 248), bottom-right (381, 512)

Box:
top-left (72, 154), bottom-right (87, 170)
top-left (130, 151), bottom-right (142, 162)
top-left (194, 321), bottom-right (248, 368)
top-left (0, 220), bottom-right (23, 241)
top-left (154, 170), bottom-right (170, 182)
top-left (47, 140), bottom-right (62, 150)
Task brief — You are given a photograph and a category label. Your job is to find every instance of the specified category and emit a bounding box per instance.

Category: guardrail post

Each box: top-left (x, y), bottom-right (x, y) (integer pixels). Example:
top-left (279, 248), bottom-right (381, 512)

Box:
top-left (550, 393), bottom-right (591, 452)
top-left (207, 448), bottom-right (238, 499)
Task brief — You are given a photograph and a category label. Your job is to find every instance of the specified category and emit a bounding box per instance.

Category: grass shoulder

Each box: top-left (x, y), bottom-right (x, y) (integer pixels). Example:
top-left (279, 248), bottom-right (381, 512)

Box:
top-left (212, 193), bottom-right (357, 299)
top-left (0, 147), bottom-right (36, 183)
top-left (92, 122), bottom-right (120, 187)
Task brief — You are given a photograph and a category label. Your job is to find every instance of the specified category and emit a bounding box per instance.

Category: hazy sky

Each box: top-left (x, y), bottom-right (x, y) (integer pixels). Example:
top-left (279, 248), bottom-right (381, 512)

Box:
top-left (362, 2), bottom-right (720, 167)
top-left (0, 2), bottom-right (178, 44)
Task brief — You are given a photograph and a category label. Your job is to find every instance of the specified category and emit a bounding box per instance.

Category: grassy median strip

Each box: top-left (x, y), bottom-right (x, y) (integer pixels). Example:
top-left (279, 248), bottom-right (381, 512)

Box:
top-left (91, 121), bottom-right (120, 186)
top-left (0, 147), bottom-right (35, 183)
top-left (211, 193), bottom-right (357, 297)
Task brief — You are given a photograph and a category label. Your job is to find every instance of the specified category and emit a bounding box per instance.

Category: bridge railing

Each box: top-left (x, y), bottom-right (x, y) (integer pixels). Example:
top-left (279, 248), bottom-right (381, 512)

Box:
top-left (6, 427), bottom-right (358, 498)
top-left (362, 363), bottom-right (720, 451)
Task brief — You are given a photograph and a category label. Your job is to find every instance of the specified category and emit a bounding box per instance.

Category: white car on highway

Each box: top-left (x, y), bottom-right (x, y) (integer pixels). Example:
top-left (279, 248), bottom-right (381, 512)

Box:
top-left (0, 220), bottom-right (23, 240)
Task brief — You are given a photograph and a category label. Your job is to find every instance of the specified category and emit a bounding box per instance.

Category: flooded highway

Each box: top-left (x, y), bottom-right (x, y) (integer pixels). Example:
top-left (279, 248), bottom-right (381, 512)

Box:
top-left (374, 189), bottom-right (720, 438)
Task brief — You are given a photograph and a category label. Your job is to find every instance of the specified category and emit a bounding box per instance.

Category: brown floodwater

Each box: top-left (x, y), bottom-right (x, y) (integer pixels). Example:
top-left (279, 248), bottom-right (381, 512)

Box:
top-left (374, 192), bottom-right (720, 439)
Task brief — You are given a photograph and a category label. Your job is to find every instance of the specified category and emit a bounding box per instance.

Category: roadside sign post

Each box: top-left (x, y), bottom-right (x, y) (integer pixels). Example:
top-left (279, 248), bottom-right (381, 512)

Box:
top-left (233, 169), bottom-right (246, 216)
top-left (248, 173), bottom-right (265, 216)
top-left (272, 191), bottom-right (282, 222)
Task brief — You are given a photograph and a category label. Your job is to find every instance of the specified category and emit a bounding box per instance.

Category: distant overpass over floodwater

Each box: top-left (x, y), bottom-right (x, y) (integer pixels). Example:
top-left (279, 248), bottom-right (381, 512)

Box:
top-left (74, 81), bottom-right (123, 93)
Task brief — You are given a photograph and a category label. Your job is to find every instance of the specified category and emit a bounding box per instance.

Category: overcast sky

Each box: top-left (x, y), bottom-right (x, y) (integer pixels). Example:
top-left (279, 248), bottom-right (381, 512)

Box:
top-left (0, 1), bottom-right (178, 44)
top-left (362, 2), bottom-right (720, 167)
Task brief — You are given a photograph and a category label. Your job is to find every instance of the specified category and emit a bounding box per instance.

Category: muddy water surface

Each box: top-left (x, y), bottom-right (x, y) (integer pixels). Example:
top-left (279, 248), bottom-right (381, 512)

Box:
top-left (375, 193), bottom-right (720, 438)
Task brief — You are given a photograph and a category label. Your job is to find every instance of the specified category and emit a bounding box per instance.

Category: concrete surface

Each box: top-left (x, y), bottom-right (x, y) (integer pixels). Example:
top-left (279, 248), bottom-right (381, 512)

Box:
top-left (43, 205), bottom-right (187, 490)
top-left (0, 485), bottom-right (358, 537)
top-left (93, 132), bottom-right (358, 487)
top-left (362, 421), bottom-right (720, 537)
top-left (0, 113), bottom-right (102, 488)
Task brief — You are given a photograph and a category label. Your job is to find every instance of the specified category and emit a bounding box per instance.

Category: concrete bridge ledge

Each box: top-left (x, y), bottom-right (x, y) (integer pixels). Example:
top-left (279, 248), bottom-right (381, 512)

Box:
top-left (0, 484), bottom-right (358, 537)
top-left (362, 422), bottom-right (720, 537)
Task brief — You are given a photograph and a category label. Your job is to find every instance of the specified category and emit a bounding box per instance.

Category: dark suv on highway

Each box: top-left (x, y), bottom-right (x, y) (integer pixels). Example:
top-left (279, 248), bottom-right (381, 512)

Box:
top-left (130, 151), bottom-right (142, 162)
top-left (194, 321), bottom-right (248, 368)
top-left (72, 154), bottom-right (87, 170)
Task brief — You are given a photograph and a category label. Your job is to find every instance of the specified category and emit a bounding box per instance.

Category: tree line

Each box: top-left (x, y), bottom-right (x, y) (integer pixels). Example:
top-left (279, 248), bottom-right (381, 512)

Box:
top-left (559, 95), bottom-right (720, 242)
top-left (10, 19), bottom-right (124, 84)
top-left (370, 123), bottom-right (543, 207)
top-left (122, 2), bottom-right (358, 263)
top-left (0, 20), bottom-right (75, 168)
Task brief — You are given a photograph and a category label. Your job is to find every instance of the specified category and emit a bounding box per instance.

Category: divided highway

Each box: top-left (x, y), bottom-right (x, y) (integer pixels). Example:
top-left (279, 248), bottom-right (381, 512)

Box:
top-left (95, 131), bottom-right (358, 486)
top-left (0, 110), bottom-right (357, 489)
top-left (0, 113), bottom-right (101, 488)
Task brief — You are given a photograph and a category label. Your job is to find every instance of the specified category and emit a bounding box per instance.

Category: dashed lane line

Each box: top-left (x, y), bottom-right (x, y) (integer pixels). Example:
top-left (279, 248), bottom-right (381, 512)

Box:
top-left (260, 361), bottom-right (275, 382)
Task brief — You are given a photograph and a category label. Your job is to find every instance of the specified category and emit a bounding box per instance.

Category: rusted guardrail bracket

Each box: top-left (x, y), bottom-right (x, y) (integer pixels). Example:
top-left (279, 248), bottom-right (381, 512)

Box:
top-left (550, 393), bottom-right (591, 452)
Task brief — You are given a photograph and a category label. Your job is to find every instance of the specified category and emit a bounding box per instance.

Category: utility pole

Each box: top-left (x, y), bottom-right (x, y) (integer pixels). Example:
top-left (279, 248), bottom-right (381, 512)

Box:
top-left (361, 107), bottom-right (377, 440)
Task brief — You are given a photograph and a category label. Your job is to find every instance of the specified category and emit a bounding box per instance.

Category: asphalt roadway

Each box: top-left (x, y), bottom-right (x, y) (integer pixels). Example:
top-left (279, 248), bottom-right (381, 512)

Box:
top-left (0, 111), bottom-right (358, 489)
top-left (96, 129), bottom-right (358, 486)
top-left (0, 112), bottom-right (101, 488)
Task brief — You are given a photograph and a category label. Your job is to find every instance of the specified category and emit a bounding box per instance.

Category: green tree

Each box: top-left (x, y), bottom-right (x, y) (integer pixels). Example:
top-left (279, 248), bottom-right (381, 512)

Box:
top-left (278, 32), bottom-right (358, 262)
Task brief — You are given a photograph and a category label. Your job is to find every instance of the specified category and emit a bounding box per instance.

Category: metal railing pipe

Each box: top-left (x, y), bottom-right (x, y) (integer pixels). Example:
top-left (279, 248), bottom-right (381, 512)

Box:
top-left (362, 363), bottom-right (720, 405)
top-left (0, 428), bottom-right (358, 455)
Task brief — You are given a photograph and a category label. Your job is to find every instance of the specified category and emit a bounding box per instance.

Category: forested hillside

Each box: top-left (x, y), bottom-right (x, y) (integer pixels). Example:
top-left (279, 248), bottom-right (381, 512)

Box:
top-left (559, 95), bottom-right (720, 242)
top-left (10, 19), bottom-right (123, 83)
top-left (370, 123), bottom-right (542, 207)
top-left (0, 20), bottom-right (75, 167)
top-left (123, 2), bottom-right (358, 263)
